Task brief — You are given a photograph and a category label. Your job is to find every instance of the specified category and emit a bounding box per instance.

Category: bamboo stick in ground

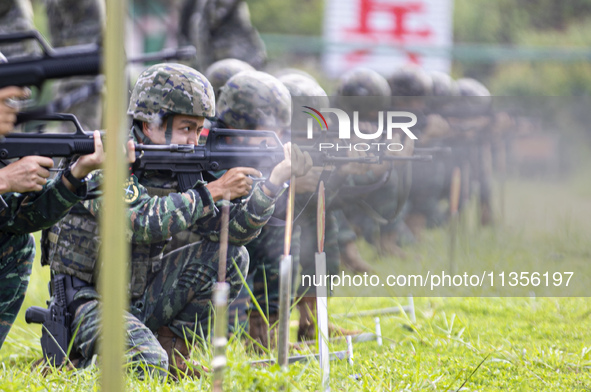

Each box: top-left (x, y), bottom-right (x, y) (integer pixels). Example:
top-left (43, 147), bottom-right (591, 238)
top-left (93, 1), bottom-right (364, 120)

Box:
top-left (278, 174), bottom-right (296, 367)
top-left (212, 194), bottom-right (231, 392)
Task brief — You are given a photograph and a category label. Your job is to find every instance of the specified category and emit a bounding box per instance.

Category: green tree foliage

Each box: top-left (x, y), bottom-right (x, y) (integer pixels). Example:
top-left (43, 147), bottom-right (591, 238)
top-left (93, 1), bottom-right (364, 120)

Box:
top-left (490, 18), bottom-right (591, 95)
top-left (248, 0), bottom-right (323, 35)
top-left (454, 0), bottom-right (591, 94)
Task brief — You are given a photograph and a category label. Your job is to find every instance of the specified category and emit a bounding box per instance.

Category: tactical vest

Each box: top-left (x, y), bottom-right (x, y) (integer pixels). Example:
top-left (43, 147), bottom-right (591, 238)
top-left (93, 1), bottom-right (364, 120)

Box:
top-left (43, 177), bottom-right (202, 299)
top-left (43, 212), bottom-right (171, 300)
top-left (41, 205), bottom-right (101, 284)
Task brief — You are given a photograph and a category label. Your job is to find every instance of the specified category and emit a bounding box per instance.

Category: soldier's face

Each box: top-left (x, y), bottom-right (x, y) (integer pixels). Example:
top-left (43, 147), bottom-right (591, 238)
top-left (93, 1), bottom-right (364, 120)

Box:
top-left (143, 115), bottom-right (205, 145)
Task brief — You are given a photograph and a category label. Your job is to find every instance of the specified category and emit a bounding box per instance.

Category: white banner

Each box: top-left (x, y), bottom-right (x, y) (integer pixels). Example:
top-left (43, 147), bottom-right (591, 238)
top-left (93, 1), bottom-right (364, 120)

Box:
top-left (323, 0), bottom-right (454, 77)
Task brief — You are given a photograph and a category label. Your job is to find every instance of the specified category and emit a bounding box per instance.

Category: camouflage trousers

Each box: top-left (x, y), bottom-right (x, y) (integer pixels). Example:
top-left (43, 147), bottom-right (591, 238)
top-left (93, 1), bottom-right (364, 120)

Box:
top-left (68, 240), bottom-right (248, 373)
top-left (407, 160), bottom-right (448, 228)
top-left (0, 234), bottom-right (34, 349)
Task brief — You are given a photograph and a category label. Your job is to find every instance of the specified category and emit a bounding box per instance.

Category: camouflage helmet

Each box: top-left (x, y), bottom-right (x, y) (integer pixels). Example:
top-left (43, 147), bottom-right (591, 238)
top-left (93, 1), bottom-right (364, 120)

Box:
top-left (217, 71), bottom-right (291, 130)
top-left (278, 73), bottom-right (327, 98)
top-left (204, 58), bottom-right (255, 97)
top-left (128, 63), bottom-right (215, 123)
top-left (336, 67), bottom-right (391, 97)
top-left (430, 71), bottom-right (459, 97)
top-left (279, 74), bottom-right (329, 139)
top-left (274, 68), bottom-right (316, 81)
top-left (456, 78), bottom-right (491, 97)
top-left (455, 78), bottom-right (492, 116)
top-left (388, 66), bottom-right (433, 96)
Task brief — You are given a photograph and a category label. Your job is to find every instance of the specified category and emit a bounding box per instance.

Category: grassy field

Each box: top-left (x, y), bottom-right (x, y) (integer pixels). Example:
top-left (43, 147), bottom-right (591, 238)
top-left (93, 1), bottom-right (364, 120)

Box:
top-left (1, 171), bottom-right (590, 391)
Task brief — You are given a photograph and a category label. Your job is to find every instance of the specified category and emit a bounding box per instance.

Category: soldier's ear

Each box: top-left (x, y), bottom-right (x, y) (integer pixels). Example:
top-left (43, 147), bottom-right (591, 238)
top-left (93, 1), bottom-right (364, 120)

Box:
top-left (142, 122), bottom-right (155, 138)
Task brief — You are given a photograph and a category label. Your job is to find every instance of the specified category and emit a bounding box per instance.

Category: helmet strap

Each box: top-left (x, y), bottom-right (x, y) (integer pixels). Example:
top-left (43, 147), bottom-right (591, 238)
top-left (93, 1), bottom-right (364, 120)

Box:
top-left (165, 116), bottom-right (174, 144)
top-left (132, 121), bottom-right (153, 145)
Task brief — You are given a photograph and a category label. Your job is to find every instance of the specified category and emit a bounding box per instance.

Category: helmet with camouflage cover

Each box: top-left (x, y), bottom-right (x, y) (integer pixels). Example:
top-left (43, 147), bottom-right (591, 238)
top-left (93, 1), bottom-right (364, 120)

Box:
top-left (430, 71), bottom-right (459, 97)
top-left (455, 78), bottom-right (492, 117)
top-left (128, 63), bottom-right (215, 123)
top-left (388, 66), bottom-right (433, 96)
top-left (278, 73), bottom-right (327, 98)
top-left (456, 78), bottom-right (490, 97)
top-left (274, 68), bottom-right (316, 81)
top-left (428, 71), bottom-right (459, 113)
top-left (279, 73), bottom-right (329, 140)
top-left (335, 68), bottom-right (390, 121)
top-left (205, 58), bottom-right (255, 97)
top-left (217, 70), bottom-right (291, 130)
top-left (336, 67), bottom-right (391, 97)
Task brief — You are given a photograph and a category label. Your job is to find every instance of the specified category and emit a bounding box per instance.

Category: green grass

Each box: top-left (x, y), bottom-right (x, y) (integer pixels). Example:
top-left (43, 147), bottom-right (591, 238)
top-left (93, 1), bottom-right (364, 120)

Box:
top-left (1, 173), bottom-right (591, 391)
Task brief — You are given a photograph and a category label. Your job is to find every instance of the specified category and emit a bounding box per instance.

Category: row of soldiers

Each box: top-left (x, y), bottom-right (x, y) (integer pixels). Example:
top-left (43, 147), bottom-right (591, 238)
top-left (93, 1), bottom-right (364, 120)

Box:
top-left (0, 59), bottom-right (504, 379)
top-left (0, 0), bottom-right (511, 381)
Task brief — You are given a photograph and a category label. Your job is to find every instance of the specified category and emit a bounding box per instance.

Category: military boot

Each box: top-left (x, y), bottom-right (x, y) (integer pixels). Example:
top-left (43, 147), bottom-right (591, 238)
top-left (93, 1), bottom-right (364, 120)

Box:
top-left (248, 311), bottom-right (279, 352)
top-left (340, 241), bottom-right (373, 274)
top-left (156, 326), bottom-right (206, 380)
top-left (378, 231), bottom-right (406, 258)
top-left (297, 296), bottom-right (360, 342)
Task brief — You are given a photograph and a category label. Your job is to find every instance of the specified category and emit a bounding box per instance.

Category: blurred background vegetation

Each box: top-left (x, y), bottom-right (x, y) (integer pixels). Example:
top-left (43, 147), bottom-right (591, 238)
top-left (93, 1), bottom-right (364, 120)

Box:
top-left (29, 0), bottom-right (591, 95)
top-left (248, 0), bottom-right (591, 95)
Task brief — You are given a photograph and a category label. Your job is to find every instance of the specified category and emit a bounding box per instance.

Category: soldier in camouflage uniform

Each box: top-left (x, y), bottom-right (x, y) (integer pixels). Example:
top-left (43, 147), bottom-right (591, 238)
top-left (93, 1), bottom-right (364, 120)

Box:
top-left (127, 0), bottom-right (266, 73)
top-left (44, 63), bottom-right (299, 377)
top-left (403, 70), bottom-right (456, 239)
top-left (279, 71), bottom-right (352, 340)
top-left (335, 67), bottom-right (417, 258)
top-left (179, 0), bottom-right (267, 70)
top-left (0, 0), bottom-right (103, 130)
top-left (0, 0), bottom-right (38, 58)
top-left (0, 57), bottom-right (104, 349)
top-left (450, 78), bottom-right (494, 225)
top-left (215, 70), bottom-right (314, 348)
top-left (45, 0), bottom-right (104, 131)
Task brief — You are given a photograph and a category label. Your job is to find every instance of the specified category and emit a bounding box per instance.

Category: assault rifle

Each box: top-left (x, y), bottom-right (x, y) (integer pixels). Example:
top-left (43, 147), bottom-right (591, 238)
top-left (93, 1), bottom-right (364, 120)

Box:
top-left (132, 128), bottom-right (287, 192)
top-left (0, 113), bottom-right (95, 160)
top-left (133, 128), bottom-right (433, 192)
top-left (25, 274), bottom-right (75, 366)
top-left (0, 30), bottom-right (197, 90)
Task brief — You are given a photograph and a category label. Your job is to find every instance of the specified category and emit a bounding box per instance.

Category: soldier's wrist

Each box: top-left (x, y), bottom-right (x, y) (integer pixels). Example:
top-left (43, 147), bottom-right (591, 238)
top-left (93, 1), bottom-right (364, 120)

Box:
top-left (205, 182), bottom-right (223, 202)
top-left (262, 179), bottom-right (288, 198)
top-left (0, 173), bottom-right (9, 194)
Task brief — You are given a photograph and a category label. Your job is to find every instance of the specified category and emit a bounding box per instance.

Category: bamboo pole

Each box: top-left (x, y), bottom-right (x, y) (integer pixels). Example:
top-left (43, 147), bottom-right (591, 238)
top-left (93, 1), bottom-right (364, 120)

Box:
top-left (99, 0), bottom-right (128, 390)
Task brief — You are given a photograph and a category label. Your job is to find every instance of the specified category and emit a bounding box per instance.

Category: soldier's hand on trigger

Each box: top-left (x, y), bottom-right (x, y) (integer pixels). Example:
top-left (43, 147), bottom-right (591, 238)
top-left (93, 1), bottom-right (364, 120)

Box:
top-left (267, 142), bottom-right (312, 187)
top-left (0, 87), bottom-right (30, 135)
top-left (206, 167), bottom-right (262, 202)
top-left (126, 139), bottom-right (136, 164)
top-left (0, 155), bottom-right (54, 194)
top-left (295, 166), bottom-right (327, 194)
top-left (292, 143), bottom-right (313, 178)
top-left (422, 114), bottom-right (453, 141)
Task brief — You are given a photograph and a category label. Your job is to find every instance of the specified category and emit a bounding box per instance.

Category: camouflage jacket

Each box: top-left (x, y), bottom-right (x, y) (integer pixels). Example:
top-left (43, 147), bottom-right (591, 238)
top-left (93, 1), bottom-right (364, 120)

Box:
top-left (0, 173), bottom-right (87, 250)
top-left (0, 173), bottom-right (87, 234)
top-left (47, 169), bottom-right (282, 297)
top-left (136, 170), bottom-right (281, 246)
